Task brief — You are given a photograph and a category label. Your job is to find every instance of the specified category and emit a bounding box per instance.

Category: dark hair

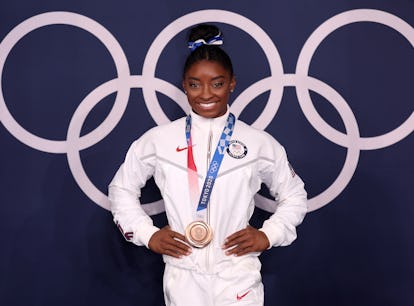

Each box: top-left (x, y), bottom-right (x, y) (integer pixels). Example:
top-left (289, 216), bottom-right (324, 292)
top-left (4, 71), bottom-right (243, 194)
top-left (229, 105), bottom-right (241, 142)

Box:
top-left (183, 24), bottom-right (234, 78)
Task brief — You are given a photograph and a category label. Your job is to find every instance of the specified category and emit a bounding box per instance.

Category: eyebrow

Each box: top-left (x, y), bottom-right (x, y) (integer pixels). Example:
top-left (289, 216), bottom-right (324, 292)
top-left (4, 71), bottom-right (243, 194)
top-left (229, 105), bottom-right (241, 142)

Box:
top-left (187, 75), bottom-right (226, 81)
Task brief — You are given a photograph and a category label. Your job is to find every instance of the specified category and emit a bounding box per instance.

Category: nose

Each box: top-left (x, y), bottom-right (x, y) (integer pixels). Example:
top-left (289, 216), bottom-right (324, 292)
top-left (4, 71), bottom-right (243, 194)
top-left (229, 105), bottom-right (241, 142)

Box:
top-left (200, 85), bottom-right (213, 100)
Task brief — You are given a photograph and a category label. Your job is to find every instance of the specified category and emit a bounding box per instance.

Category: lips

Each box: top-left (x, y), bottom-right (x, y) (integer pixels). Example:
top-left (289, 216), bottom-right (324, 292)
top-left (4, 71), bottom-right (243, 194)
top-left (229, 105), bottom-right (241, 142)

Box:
top-left (197, 101), bottom-right (218, 109)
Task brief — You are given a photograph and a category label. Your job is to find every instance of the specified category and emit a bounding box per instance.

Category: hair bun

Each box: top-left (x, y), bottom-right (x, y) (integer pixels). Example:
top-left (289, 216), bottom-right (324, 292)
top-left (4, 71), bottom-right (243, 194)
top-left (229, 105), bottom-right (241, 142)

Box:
top-left (187, 24), bottom-right (223, 52)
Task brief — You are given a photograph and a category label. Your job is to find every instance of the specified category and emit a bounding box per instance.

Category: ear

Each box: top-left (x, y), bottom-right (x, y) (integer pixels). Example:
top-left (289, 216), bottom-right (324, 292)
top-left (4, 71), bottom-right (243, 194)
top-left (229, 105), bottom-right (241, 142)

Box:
top-left (182, 80), bottom-right (187, 93)
top-left (230, 75), bottom-right (236, 92)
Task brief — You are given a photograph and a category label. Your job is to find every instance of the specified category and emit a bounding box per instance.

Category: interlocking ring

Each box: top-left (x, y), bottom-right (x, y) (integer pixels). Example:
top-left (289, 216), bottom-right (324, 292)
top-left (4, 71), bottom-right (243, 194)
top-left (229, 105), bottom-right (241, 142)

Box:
top-left (209, 161), bottom-right (219, 173)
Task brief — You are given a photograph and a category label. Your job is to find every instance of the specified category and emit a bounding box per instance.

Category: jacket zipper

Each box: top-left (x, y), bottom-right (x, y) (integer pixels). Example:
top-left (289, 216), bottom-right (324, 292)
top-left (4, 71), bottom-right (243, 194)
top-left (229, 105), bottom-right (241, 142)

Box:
top-left (206, 122), bottom-right (213, 272)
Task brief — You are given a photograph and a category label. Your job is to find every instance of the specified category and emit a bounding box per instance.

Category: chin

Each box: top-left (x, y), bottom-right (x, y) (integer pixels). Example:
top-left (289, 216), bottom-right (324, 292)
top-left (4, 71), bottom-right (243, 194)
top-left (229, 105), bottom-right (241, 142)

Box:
top-left (194, 107), bottom-right (227, 119)
top-left (197, 111), bottom-right (221, 118)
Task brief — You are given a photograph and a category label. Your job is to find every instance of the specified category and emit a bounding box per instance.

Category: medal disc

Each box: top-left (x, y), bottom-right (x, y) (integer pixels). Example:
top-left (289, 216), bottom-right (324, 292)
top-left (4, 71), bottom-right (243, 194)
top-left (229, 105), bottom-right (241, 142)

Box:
top-left (185, 221), bottom-right (213, 248)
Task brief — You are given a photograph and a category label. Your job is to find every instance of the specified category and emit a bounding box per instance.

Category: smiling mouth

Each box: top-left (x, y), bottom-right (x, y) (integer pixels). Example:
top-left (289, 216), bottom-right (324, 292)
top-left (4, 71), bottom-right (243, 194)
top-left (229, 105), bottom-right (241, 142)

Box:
top-left (198, 102), bottom-right (217, 109)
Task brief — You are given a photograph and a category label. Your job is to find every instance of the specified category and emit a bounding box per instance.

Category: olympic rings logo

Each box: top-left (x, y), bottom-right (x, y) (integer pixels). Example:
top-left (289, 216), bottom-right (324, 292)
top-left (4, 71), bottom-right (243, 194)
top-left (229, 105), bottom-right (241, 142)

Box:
top-left (0, 9), bottom-right (413, 214)
top-left (209, 161), bottom-right (219, 174)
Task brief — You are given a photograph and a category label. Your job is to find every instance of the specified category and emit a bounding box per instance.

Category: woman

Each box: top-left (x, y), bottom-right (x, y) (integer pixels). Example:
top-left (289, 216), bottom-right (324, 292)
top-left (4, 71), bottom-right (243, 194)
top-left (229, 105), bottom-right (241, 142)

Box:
top-left (109, 24), bottom-right (307, 306)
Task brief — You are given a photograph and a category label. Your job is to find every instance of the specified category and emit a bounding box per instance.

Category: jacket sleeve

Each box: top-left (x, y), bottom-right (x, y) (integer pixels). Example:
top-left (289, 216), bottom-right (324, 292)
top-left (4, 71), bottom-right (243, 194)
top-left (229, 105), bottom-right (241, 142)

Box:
top-left (108, 130), bottom-right (160, 248)
top-left (258, 137), bottom-right (308, 248)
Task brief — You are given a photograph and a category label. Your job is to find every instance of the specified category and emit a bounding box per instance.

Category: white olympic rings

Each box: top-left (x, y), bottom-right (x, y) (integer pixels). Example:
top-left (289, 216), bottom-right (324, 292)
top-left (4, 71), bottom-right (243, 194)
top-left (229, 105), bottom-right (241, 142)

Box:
top-left (0, 9), bottom-right (413, 214)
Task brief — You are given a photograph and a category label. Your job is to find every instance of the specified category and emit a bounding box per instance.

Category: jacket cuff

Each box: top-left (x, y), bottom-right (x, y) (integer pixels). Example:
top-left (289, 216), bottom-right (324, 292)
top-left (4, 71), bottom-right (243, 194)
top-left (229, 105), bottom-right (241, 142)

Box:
top-left (137, 225), bottom-right (160, 249)
top-left (259, 224), bottom-right (284, 249)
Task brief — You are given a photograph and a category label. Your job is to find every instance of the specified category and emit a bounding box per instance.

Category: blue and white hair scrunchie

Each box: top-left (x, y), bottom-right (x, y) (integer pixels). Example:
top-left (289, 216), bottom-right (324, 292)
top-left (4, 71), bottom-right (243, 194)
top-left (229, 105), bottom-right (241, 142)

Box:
top-left (187, 32), bottom-right (223, 52)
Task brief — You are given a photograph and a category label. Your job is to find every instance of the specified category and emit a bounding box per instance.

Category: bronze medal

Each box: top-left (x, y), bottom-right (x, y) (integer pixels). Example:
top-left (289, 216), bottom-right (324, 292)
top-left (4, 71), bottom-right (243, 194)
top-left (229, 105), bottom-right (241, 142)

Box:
top-left (185, 221), bottom-right (213, 248)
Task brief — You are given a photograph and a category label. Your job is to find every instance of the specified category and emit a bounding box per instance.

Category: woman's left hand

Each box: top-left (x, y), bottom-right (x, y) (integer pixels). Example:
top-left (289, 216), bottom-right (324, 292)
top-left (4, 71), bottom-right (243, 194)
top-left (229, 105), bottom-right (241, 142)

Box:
top-left (222, 225), bottom-right (270, 256)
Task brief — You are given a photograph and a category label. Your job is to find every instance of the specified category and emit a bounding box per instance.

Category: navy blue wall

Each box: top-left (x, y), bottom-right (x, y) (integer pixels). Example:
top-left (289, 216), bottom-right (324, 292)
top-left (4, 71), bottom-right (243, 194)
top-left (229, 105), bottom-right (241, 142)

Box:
top-left (1, 1), bottom-right (413, 305)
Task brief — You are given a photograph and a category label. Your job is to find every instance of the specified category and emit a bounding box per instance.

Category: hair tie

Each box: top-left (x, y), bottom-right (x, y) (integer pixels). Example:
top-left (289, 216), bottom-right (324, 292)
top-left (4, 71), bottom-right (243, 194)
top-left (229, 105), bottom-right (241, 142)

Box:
top-left (187, 32), bottom-right (223, 52)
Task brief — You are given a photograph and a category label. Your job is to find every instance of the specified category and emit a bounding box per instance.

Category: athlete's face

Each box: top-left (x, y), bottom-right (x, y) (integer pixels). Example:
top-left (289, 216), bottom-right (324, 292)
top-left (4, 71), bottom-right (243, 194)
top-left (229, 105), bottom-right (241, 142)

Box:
top-left (183, 60), bottom-right (235, 118)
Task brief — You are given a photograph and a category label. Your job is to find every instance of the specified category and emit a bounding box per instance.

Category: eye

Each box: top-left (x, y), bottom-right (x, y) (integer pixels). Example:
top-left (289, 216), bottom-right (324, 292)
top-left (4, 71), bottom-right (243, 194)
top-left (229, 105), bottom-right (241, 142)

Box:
top-left (212, 82), bottom-right (224, 88)
top-left (189, 82), bottom-right (200, 88)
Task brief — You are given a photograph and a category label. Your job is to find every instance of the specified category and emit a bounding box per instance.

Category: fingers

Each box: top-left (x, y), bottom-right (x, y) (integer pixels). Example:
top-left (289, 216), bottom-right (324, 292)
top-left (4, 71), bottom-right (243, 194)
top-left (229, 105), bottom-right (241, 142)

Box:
top-left (222, 226), bottom-right (270, 256)
top-left (167, 228), bottom-right (186, 242)
top-left (223, 229), bottom-right (253, 256)
top-left (163, 230), bottom-right (192, 257)
top-left (148, 228), bottom-right (192, 258)
top-left (150, 226), bottom-right (270, 258)
top-left (162, 239), bottom-right (190, 258)
top-left (223, 229), bottom-right (248, 249)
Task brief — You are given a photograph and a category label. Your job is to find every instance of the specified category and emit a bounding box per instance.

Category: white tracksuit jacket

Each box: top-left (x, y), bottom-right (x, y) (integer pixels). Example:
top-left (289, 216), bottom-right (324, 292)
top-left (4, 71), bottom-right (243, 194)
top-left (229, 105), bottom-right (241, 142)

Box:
top-left (108, 109), bottom-right (307, 276)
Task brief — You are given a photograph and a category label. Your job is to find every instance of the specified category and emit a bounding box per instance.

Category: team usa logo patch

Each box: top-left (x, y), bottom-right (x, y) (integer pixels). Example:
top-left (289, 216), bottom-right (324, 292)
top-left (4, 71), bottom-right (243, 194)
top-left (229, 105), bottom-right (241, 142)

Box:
top-left (116, 221), bottom-right (133, 241)
top-left (227, 140), bottom-right (248, 159)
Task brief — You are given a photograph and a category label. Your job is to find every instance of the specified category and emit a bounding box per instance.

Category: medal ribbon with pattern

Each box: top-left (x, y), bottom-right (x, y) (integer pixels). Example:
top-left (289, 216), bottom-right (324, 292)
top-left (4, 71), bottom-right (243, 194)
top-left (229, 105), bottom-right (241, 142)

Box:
top-left (185, 113), bottom-right (235, 216)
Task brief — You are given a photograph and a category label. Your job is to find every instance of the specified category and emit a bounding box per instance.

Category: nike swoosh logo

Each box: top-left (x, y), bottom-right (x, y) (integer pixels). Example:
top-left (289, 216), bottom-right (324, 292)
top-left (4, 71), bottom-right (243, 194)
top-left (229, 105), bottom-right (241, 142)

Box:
top-left (236, 290), bottom-right (250, 301)
top-left (176, 145), bottom-right (195, 152)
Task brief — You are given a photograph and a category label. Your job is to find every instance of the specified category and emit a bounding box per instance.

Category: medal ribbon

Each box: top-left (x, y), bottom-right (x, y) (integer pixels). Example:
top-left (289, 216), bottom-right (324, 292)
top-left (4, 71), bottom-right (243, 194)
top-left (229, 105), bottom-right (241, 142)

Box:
top-left (186, 118), bottom-right (199, 208)
top-left (185, 113), bottom-right (235, 214)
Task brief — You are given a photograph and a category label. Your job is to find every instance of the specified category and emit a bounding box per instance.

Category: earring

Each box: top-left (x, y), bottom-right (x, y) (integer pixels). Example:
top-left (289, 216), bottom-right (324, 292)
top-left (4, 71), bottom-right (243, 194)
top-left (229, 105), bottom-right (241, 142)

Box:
top-left (230, 89), bottom-right (234, 93)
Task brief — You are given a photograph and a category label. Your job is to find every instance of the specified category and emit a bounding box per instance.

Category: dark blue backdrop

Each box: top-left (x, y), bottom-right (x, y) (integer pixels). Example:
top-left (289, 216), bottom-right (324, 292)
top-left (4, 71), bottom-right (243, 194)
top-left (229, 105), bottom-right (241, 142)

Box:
top-left (1, 1), bottom-right (413, 305)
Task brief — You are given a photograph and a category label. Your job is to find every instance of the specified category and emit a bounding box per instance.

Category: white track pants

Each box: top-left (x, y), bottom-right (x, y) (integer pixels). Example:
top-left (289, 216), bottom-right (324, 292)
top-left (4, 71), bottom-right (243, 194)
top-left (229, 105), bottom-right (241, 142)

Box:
top-left (163, 259), bottom-right (264, 306)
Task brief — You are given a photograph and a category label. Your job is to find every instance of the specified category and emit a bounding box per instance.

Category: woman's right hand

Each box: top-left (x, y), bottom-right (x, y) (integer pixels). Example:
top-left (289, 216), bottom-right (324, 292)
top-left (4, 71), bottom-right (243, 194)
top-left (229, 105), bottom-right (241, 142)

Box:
top-left (148, 226), bottom-right (192, 258)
